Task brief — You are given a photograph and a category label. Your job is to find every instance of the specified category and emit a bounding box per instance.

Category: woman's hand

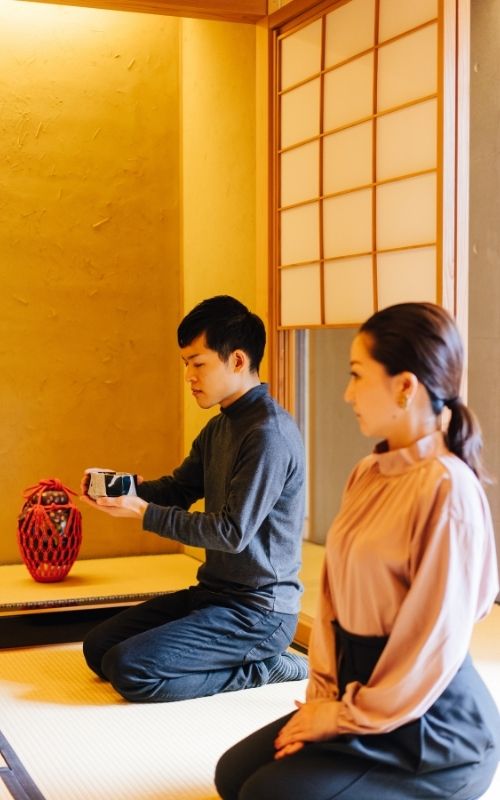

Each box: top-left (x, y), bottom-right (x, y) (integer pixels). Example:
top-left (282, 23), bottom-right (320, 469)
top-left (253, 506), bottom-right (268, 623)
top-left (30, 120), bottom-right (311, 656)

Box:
top-left (274, 699), bottom-right (340, 759)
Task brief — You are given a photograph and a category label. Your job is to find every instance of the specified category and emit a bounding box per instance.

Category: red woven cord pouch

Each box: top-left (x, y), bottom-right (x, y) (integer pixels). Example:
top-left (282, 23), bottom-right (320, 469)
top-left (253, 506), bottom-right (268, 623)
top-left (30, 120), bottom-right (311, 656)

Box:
top-left (17, 478), bottom-right (82, 583)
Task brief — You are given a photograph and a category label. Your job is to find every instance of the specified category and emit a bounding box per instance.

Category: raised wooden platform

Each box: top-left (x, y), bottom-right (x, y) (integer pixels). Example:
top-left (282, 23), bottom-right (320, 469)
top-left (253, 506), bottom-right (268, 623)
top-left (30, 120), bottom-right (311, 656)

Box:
top-left (0, 554), bottom-right (201, 648)
top-left (0, 553), bottom-right (201, 613)
top-left (0, 547), bottom-right (323, 649)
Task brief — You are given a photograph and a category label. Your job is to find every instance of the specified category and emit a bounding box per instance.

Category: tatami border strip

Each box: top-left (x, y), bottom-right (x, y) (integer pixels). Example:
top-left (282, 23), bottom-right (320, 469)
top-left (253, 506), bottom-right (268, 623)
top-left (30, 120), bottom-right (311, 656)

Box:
top-left (0, 591), bottom-right (167, 613)
top-left (0, 730), bottom-right (47, 800)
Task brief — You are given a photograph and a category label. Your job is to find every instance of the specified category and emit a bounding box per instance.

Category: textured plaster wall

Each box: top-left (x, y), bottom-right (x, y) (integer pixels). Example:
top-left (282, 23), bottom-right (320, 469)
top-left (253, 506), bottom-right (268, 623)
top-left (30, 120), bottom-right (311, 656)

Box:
top-left (0, 3), bottom-right (182, 563)
top-left (178, 18), bottom-right (257, 561)
top-left (180, 18), bottom-right (257, 454)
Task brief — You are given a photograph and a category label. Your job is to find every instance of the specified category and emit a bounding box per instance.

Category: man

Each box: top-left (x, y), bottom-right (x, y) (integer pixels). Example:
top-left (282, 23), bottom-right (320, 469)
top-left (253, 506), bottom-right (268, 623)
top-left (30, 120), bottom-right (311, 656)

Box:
top-left (81, 295), bottom-right (306, 703)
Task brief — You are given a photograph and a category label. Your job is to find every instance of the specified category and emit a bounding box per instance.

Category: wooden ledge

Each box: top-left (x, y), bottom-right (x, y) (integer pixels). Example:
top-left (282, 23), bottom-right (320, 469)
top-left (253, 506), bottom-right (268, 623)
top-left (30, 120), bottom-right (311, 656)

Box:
top-left (0, 553), bottom-right (200, 616)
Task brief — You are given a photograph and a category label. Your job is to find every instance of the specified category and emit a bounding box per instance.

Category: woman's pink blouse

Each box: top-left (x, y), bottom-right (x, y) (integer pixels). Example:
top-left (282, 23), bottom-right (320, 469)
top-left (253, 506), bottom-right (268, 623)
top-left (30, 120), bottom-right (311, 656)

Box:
top-left (306, 431), bottom-right (499, 735)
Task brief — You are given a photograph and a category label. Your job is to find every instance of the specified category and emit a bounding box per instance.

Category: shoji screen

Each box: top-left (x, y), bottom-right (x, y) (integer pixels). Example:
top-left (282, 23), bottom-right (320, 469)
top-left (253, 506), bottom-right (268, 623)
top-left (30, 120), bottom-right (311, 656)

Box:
top-left (274, 0), bottom-right (461, 329)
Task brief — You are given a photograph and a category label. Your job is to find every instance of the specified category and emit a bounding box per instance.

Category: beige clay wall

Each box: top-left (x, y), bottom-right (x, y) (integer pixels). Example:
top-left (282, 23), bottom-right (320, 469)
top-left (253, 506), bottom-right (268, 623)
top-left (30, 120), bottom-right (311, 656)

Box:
top-left (1, 4), bottom-right (262, 566)
top-left (0, 3), bottom-right (182, 562)
top-left (180, 18), bottom-right (258, 453)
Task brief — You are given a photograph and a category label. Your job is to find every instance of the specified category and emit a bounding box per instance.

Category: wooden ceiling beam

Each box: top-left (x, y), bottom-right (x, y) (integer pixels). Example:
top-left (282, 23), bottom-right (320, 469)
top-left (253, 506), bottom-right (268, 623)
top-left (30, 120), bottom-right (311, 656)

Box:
top-left (20, 0), bottom-right (268, 24)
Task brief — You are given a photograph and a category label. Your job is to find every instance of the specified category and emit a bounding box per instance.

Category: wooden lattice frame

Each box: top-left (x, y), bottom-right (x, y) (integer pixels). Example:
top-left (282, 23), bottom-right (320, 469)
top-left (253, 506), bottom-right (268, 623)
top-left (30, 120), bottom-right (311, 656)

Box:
top-left (268, 0), bottom-right (469, 407)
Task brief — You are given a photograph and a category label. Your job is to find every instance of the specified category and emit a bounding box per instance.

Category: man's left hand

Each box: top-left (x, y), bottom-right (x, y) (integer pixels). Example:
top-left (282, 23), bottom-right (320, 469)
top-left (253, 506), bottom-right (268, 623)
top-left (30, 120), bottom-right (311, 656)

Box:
top-left (79, 494), bottom-right (148, 520)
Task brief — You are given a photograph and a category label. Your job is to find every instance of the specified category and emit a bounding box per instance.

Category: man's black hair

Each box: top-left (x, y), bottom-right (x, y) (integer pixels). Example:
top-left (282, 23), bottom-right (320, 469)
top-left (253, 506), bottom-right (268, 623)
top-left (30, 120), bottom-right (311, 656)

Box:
top-left (177, 295), bottom-right (266, 373)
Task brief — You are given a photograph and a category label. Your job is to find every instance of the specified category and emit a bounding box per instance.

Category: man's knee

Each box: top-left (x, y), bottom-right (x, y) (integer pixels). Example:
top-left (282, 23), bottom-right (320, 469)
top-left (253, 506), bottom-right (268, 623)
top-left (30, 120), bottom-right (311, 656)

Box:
top-left (100, 644), bottom-right (169, 702)
top-left (82, 629), bottom-right (107, 678)
top-left (108, 673), bottom-right (180, 703)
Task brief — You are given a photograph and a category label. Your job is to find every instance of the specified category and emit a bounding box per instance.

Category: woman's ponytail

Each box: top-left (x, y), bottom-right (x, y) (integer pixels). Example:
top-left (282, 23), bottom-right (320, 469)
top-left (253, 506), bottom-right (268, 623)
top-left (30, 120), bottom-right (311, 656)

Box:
top-left (445, 399), bottom-right (489, 483)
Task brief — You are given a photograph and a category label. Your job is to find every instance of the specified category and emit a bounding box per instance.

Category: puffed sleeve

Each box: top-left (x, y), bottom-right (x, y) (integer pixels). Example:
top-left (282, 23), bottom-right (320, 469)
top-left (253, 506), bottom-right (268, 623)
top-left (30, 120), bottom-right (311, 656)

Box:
top-left (306, 459), bottom-right (370, 701)
top-left (306, 561), bottom-right (339, 700)
top-left (334, 463), bottom-right (498, 735)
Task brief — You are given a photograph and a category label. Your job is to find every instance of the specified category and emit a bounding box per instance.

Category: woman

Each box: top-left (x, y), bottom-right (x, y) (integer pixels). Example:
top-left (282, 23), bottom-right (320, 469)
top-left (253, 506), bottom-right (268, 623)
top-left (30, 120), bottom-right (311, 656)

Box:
top-left (215, 302), bottom-right (500, 800)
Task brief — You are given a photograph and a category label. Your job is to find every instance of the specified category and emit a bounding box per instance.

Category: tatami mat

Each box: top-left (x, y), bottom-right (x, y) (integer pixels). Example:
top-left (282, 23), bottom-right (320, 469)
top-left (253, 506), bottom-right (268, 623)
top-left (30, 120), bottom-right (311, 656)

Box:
top-left (0, 607), bottom-right (498, 800)
top-left (0, 643), bottom-right (306, 800)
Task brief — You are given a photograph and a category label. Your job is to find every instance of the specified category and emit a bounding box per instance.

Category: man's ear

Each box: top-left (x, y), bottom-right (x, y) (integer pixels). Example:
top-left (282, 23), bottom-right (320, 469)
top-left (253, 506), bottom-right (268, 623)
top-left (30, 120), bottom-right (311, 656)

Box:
top-left (232, 349), bottom-right (247, 373)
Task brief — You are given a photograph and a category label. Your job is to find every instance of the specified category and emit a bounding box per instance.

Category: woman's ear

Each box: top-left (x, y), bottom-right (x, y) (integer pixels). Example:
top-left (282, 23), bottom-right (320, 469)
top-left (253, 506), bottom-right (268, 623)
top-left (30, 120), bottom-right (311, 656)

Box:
top-left (393, 371), bottom-right (419, 404)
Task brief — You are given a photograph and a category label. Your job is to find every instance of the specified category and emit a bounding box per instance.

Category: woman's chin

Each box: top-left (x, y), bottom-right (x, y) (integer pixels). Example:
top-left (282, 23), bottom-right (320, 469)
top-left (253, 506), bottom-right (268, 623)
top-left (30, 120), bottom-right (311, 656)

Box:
top-left (357, 420), bottom-right (374, 438)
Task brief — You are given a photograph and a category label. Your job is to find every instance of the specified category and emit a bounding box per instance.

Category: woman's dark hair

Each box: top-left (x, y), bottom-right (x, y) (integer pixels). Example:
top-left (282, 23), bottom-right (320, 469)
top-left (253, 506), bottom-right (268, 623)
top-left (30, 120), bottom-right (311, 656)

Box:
top-left (360, 302), bottom-right (487, 481)
top-left (177, 295), bottom-right (266, 374)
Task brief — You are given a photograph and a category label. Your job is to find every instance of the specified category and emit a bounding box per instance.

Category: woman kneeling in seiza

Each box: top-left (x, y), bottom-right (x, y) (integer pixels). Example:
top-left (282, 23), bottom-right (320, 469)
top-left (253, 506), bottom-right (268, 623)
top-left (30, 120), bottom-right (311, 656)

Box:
top-left (215, 302), bottom-right (500, 800)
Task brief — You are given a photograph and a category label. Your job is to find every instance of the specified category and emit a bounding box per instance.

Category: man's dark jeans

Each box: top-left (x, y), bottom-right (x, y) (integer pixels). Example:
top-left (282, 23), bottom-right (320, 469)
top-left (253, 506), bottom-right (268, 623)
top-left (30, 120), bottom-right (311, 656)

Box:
top-left (83, 586), bottom-right (298, 702)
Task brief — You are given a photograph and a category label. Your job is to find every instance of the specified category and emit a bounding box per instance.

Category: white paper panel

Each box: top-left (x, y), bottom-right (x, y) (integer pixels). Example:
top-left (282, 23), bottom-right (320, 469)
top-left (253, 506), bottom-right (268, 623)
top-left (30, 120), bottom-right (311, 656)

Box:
top-left (281, 78), bottom-right (321, 149)
top-left (377, 173), bottom-right (436, 250)
top-left (377, 99), bottom-right (437, 181)
top-left (379, 0), bottom-right (438, 43)
top-left (324, 121), bottom-right (372, 194)
top-left (323, 189), bottom-right (372, 258)
top-left (280, 203), bottom-right (320, 265)
top-left (281, 18), bottom-right (322, 90)
top-left (281, 141), bottom-right (319, 207)
top-left (377, 246), bottom-right (437, 307)
top-left (378, 24), bottom-right (437, 112)
top-left (325, 0), bottom-right (375, 67)
top-left (281, 264), bottom-right (322, 326)
top-left (324, 53), bottom-right (374, 131)
top-left (324, 256), bottom-right (374, 324)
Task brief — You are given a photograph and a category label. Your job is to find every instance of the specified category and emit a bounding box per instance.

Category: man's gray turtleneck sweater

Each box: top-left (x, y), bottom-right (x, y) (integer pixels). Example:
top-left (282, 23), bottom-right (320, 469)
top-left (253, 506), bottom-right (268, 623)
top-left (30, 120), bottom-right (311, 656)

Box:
top-left (139, 384), bottom-right (305, 613)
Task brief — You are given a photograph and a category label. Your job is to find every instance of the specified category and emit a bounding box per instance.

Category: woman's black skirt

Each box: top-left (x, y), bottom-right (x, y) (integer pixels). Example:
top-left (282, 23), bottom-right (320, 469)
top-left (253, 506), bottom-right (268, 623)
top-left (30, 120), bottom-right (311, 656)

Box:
top-left (329, 620), bottom-right (500, 774)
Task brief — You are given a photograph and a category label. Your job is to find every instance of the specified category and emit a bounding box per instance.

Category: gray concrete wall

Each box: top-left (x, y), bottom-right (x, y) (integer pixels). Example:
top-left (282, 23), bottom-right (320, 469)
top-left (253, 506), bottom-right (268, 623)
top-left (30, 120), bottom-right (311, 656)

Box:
top-left (469, 0), bottom-right (500, 586)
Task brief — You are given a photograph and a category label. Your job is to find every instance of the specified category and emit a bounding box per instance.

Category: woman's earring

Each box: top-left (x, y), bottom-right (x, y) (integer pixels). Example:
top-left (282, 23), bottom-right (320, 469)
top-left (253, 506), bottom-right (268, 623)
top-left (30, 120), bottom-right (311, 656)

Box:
top-left (398, 394), bottom-right (408, 410)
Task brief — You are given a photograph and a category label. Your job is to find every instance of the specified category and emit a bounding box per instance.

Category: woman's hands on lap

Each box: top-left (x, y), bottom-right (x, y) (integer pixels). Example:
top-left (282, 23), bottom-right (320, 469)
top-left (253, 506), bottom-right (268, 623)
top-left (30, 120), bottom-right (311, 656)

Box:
top-left (274, 699), bottom-right (340, 759)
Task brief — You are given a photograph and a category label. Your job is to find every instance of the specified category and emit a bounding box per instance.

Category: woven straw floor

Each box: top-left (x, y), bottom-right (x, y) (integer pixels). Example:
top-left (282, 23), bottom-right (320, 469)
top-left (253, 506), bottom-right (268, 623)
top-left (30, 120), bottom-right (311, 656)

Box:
top-left (0, 555), bottom-right (498, 800)
top-left (0, 642), bottom-right (307, 799)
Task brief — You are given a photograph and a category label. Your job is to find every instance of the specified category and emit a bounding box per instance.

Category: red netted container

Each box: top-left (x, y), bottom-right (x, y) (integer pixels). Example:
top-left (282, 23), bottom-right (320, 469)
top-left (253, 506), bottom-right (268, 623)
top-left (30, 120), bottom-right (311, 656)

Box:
top-left (17, 478), bottom-right (82, 583)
